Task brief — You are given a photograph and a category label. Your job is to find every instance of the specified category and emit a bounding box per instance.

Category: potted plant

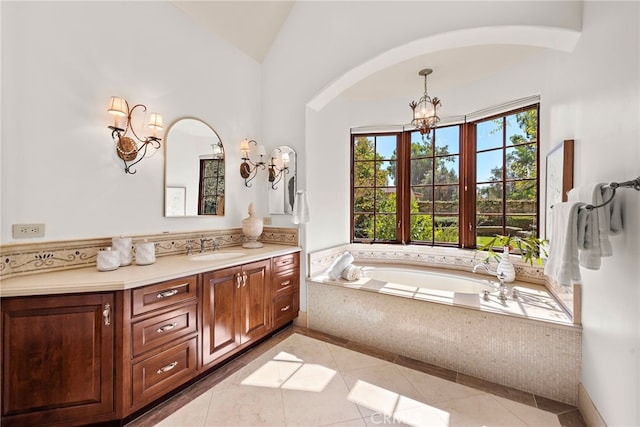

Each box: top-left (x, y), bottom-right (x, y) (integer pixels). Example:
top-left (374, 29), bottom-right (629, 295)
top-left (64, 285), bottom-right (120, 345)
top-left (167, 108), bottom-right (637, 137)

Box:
top-left (479, 234), bottom-right (548, 266)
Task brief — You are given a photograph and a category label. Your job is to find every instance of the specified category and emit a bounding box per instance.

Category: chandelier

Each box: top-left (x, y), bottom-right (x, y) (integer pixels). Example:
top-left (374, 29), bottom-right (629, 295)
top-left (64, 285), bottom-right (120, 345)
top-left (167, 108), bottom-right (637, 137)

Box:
top-left (409, 68), bottom-right (441, 135)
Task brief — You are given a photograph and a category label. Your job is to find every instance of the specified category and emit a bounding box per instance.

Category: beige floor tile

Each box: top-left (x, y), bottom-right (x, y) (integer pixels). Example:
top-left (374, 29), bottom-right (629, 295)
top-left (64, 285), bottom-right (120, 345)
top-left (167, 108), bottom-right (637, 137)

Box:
top-left (342, 363), bottom-right (425, 418)
top-left (322, 418), bottom-right (368, 427)
top-left (154, 390), bottom-right (212, 427)
top-left (494, 395), bottom-right (562, 427)
top-left (281, 372), bottom-right (361, 426)
top-left (438, 394), bottom-right (529, 426)
top-left (395, 365), bottom-right (482, 405)
top-left (204, 382), bottom-right (286, 426)
top-left (327, 342), bottom-right (392, 372)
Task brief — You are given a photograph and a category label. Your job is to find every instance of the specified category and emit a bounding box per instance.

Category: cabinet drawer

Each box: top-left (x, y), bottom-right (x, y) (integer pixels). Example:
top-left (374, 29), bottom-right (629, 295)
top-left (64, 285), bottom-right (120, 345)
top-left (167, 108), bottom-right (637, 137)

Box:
top-left (272, 269), bottom-right (299, 298)
top-left (132, 276), bottom-right (197, 316)
top-left (131, 337), bottom-right (198, 407)
top-left (273, 292), bottom-right (299, 329)
top-left (272, 253), bottom-right (299, 273)
top-left (131, 304), bottom-right (197, 357)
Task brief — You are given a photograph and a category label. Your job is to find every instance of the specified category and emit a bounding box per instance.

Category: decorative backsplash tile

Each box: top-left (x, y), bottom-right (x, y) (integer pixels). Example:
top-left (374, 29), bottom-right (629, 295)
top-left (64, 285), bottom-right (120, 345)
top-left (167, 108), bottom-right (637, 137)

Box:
top-left (0, 227), bottom-right (298, 279)
top-left (308, 243), bottom-right (577, 323)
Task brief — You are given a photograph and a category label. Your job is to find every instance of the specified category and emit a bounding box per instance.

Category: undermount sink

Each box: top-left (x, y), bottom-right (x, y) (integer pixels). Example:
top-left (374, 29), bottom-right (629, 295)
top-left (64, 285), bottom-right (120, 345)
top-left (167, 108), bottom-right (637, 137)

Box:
top-left (189, 252), bottom-right (245, 261)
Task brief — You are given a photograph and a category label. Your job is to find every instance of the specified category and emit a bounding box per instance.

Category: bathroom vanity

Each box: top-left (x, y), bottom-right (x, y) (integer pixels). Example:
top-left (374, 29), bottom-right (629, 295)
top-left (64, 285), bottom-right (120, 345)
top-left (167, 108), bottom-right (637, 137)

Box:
top-left (0, 245), bottom-right (300, 426)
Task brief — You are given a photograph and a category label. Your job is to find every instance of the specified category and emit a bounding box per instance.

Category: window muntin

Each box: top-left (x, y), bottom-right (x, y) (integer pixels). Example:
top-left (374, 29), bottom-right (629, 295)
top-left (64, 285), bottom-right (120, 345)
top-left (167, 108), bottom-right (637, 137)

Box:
top-left (352, 134), bottom-right (399, 241)
top-left (198, 158), bottom-right (225, 215)
top-left (350, 104), bottom-right (539, 247)
top-left (475, 107), bottom-right (538, 246)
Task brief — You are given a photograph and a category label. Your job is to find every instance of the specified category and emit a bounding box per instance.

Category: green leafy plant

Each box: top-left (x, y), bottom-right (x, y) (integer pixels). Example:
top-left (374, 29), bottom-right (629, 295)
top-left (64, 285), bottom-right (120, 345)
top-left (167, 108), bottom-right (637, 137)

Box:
top-left (479, 234), bottom-right (548, 266)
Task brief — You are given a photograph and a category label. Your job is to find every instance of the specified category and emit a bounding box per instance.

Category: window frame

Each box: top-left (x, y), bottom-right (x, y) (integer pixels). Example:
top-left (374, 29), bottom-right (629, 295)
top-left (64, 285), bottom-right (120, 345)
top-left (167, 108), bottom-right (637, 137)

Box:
top-left (350, 103), bottom-right (540, 248)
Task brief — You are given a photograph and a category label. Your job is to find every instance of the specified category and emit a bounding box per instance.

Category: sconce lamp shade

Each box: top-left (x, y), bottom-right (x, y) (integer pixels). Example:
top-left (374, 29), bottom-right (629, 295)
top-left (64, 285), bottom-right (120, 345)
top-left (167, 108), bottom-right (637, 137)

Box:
top-left (147, 113), bottom-right (164, 131)
top-left (107, 96), bottom-right (128, 117)
top-left (281, 152), bottom-right (290, 165)
top-left (256, 145), bottom-right (266, 158)
top-left (240, 138), bottom-right (250, 156)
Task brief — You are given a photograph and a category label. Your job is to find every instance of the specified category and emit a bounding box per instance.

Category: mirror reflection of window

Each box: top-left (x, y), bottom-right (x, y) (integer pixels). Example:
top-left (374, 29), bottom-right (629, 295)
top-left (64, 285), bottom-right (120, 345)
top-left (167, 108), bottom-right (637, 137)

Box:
top-left (165, 118), bottom-right (225, 217)
top-left (198, 157), bottom-right (225, 215)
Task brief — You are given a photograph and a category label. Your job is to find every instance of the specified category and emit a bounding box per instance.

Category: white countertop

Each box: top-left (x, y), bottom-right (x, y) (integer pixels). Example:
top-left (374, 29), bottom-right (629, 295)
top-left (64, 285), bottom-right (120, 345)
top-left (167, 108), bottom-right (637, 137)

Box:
top-left (0, 244), bottom-right (301, 298)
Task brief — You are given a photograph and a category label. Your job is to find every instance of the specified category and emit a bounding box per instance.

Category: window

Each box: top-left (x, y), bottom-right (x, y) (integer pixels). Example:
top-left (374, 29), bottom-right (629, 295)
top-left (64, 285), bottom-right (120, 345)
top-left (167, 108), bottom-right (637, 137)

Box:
top-left (198, 158), bottom-right (225, 215)
top-left (350, 104), bottom-right (539, 248)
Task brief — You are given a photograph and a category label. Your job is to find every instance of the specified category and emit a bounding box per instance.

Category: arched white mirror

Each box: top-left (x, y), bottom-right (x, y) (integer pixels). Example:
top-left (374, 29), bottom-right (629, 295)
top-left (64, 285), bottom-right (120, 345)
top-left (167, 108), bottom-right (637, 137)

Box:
top-left (268, 146), bottom-right (296, 215)
top-left (164, 118), bottom-right (225, 217)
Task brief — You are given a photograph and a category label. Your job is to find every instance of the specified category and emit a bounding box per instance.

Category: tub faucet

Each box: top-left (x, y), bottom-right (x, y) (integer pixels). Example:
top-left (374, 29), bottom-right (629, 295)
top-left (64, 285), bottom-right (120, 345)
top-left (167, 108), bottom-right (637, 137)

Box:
top-left (473, 262), bottom-right (509, 301)
top-left (472, 262), bottom-right (496, 275)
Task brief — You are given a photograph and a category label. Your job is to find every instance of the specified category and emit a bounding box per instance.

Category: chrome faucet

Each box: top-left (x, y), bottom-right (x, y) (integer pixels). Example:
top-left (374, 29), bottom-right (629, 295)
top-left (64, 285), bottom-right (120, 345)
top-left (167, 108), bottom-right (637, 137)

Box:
top-left (472, 262), bottom-right (496, 275)
top-left (472, 262), bottom-right (509, 301)
top-left (199, 236), bottom-right (213, 253)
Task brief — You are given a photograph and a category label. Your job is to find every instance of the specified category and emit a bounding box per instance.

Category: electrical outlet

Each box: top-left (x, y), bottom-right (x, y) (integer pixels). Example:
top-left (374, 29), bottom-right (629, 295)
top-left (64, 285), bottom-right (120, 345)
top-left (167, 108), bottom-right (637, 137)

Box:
top-left (12, 223), bottom-right (45, 238)
top-left (263, 216), bottom-right (272, 225)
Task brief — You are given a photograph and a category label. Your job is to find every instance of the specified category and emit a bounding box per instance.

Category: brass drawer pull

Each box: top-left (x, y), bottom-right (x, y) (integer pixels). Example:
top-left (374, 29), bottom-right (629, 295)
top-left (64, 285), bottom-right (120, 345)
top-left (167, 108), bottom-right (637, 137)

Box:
top-left (236, 274), bottom-right (242, 289)
top-left (156, 322), bottom-right (178, 333)
top-left (280, 280), bottom-right (291, 287)
top-left (156, 289), bottom-right (179, 299)
top-left (157, 361), bottom-right (178, 374)
top-left (103, 303), bottom-right (111, 326)
top-left (280, 305), bottom-right (290, 312)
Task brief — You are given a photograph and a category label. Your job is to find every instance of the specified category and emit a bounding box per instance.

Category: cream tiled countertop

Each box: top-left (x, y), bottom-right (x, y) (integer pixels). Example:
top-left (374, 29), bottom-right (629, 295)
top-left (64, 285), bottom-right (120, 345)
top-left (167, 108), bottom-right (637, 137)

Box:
top-left (0, 244), bottom-right (301, 297)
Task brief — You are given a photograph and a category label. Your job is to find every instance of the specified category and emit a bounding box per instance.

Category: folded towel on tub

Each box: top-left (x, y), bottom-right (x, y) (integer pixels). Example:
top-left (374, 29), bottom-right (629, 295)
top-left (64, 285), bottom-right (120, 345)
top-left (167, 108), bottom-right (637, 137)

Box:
top-left (326, 252), bottom-right (354, 280)
top-left (341, 264), bottom-right (362, 281)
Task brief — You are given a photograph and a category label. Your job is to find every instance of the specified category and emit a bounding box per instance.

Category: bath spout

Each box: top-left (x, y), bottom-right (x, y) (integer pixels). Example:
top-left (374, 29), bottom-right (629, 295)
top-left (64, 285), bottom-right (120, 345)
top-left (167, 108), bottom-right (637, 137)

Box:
top-left (472, 262), bottom-right (496, 275)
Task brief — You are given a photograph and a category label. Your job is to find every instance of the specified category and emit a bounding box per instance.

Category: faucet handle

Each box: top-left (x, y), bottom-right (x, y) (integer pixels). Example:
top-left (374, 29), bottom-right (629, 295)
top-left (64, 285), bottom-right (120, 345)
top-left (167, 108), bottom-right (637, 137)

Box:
top-left (497, 271), bottom-right (506, 285)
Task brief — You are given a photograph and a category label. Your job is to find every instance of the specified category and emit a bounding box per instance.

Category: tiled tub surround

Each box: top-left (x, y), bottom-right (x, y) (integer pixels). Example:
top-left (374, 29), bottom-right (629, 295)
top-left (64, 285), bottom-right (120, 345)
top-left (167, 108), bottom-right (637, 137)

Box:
top-left (0, 226), bottom-right (298, 280)
top-left (307, 244), bottom-right (582, 405)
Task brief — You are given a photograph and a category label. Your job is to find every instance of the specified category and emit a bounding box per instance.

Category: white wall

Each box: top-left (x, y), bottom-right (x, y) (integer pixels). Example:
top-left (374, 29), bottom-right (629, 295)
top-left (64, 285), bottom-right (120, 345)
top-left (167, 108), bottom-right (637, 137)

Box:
top-left (1, 1), bottom-right (264, 243)
top-left (265, 1), bottom-right (639, 425)
top-left (544, 3), bottom-right (639, 425)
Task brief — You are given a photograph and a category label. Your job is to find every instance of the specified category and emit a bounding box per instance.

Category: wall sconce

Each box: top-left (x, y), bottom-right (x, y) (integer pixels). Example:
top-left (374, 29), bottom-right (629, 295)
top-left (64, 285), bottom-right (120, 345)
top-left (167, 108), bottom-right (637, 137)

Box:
top-left (107, 96), bottom-right (163, 174)
top-left (268, 149), bottom-right (289, 190)
top-left (239, 138), bottom-right (266, 187)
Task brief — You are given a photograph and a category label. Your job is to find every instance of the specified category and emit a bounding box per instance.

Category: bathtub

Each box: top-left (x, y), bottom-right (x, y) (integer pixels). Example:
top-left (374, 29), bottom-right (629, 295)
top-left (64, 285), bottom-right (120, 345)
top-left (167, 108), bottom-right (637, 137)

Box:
top-left (361, 266), bottom-right (493, 294)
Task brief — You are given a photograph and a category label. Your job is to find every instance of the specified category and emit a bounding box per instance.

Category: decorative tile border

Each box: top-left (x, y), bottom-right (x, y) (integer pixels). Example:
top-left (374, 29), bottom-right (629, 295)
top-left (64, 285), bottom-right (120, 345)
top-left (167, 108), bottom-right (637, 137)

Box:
top-left (0, 227), bottom-right (298, 279)
top-left (308, 243), bottom-right (578, 323)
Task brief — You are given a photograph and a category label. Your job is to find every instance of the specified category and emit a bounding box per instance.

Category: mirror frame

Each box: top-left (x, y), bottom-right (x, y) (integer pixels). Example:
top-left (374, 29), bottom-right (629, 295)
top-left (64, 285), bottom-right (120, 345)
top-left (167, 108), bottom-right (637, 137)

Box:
top-left (164, 117), bottom-right (225, 217)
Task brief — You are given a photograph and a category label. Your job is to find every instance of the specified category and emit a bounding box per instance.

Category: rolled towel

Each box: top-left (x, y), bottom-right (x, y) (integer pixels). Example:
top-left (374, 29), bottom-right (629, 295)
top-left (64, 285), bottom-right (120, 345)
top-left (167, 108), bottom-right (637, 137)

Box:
top-left (326, 252), bottom-right (354, 280)
top-left (341, 265), bottom-right (362, 281)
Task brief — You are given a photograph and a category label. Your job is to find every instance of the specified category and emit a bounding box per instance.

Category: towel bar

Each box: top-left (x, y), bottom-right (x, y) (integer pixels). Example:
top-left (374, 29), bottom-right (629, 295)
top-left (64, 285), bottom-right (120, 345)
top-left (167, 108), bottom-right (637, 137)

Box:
top-left (582, 176), bottom-right (640, 211)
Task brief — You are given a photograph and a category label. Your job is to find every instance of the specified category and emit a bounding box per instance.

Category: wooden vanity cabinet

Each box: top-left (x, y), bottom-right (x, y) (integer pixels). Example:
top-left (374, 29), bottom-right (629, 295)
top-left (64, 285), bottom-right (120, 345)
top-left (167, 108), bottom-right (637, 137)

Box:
top-left (271, 252), bottom-right (300, 329)
top-left (201, 259), bottom-right (271, 368)
top-left (123, 275), bottom-right (199, 412)
top-left (1, 292), bottom-right (115, 427)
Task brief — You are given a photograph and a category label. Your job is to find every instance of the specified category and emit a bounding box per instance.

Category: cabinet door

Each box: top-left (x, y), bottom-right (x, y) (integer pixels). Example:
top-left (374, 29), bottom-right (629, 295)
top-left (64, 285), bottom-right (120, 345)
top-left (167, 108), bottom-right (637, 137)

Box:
top-left (1, 293), bottom-right (115, 426)
top-left (239, 259), bottom-right (271, 343)
top-left (201, 266), bottom-right (242, 366)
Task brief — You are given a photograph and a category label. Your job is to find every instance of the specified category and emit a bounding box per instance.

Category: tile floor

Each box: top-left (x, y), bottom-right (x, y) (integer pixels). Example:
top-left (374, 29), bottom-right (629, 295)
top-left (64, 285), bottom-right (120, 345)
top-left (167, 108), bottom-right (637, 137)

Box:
top-left (126, 326), bottom-right (586, 427)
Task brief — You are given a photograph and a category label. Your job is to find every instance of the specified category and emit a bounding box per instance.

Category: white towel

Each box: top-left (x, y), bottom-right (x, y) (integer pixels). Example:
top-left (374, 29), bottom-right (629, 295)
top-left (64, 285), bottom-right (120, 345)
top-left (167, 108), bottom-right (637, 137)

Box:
top-left (568, 183), bottom-right (615, 269)
top-left (326, 252), bottom-right (354, 280)
top-left (605, 187), bottom-right (623, 234)
top-left (292, 190), bottom-right (310, 224)
top-left (544, 201), bottom-right (585, 286)
top-left (341, 264), bottom-right (362, 281)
